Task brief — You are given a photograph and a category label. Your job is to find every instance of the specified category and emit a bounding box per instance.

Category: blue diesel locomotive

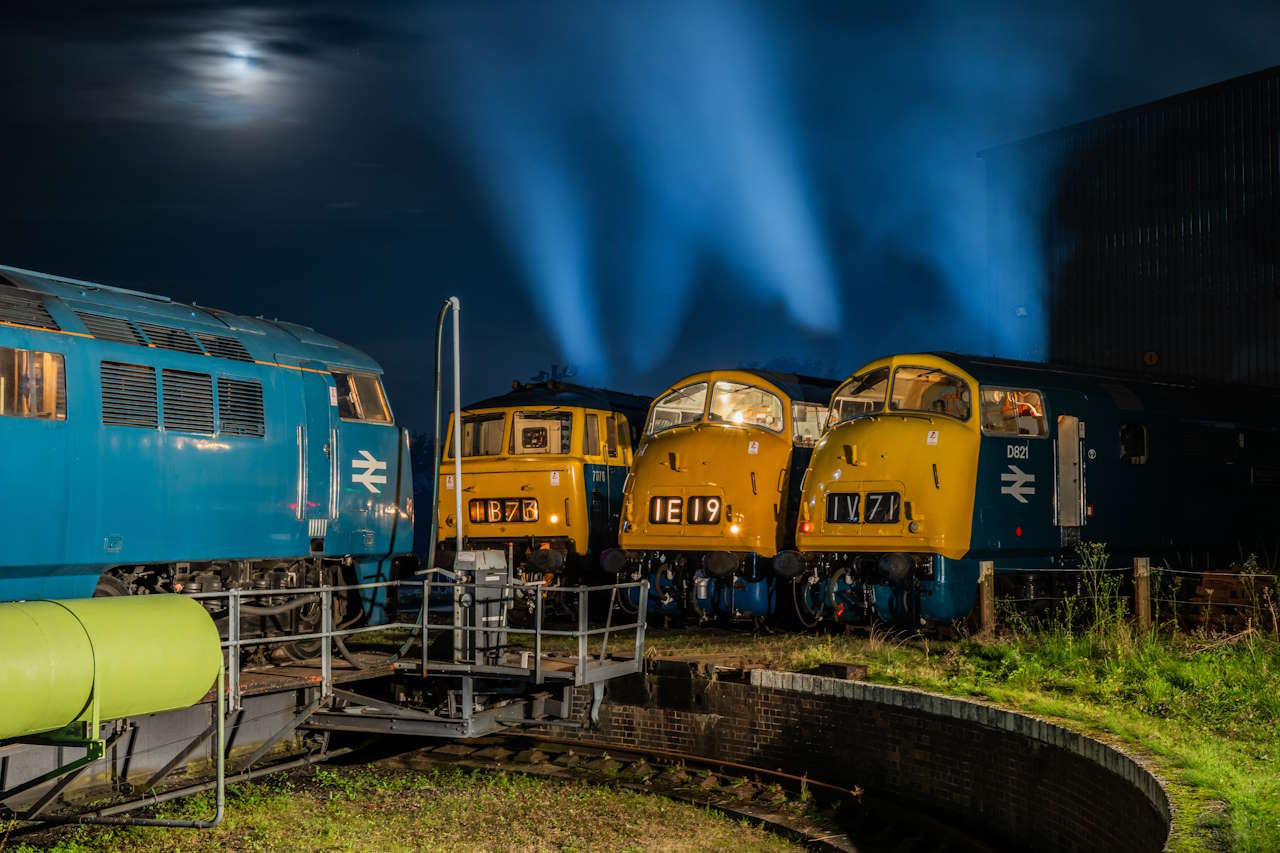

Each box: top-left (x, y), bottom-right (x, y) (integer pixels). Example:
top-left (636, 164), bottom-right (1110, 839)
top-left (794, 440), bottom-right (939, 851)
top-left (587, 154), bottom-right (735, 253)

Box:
top-left (793, 353), bottom-right (1280, 625)
top-left (0, 265), bottom-right (414, 632)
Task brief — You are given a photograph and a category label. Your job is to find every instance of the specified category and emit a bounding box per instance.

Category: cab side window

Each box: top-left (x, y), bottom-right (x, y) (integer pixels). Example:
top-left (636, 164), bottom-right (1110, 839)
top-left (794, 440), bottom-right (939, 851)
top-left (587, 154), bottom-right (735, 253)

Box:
top-left (333, 373), bottom-right (359, 419)
top-left (791, 402), bottom-right (828, 447)
top-left (616, 414), bottom-right (632, 463)
top-left (1, 346), bottom-right (66, 420)
top-left (979, 387), bottom-right (1047, 437)
top-left (605, 414), bottom-right (619, 458)
top-left (583, 411), bottom-right (601, 456)
top-left (1120, 423), bottom-right (1148, 465)
top-left (331, 371), bottom-right (391, 423)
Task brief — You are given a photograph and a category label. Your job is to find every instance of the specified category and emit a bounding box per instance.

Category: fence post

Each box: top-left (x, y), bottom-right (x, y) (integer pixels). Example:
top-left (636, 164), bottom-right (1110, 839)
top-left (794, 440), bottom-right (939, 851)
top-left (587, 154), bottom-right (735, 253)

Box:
top-left (978, 560), bottom-right (996, 641)
top-left (1134, 557), bottom-right (1151, 632)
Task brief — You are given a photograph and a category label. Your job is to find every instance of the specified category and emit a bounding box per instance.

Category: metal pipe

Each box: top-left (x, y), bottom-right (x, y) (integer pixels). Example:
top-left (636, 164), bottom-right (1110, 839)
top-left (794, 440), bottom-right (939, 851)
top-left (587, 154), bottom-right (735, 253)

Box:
top-left (424, 299), bottom-right (451, 566)
top-left (450, 296), bottom-right (463, 554)
top-left (238, 595), bottom-right (316, 617)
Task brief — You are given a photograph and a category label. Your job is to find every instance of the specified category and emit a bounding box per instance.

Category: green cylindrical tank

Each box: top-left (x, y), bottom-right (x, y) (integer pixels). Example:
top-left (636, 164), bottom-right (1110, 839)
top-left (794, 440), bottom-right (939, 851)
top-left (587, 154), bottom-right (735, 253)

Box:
top-left (0, 594), bottom-right (221, 741)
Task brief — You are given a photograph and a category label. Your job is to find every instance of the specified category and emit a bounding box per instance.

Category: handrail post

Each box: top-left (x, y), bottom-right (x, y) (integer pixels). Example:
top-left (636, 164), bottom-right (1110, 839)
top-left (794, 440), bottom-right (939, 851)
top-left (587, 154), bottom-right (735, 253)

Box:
top-left (534, 585), bottom-right (544, 685)
top-left (577, 585), bottom-right (588, 677)
top-left (634, 580), bottom-right (648, 667)
top-left (228, 588), bottom-right (241, 712)
top-left (321, 584), bottom-right (333, 698)
top-left (422, 577), bottom-right (430, 676)
top-left (599, 586), bottom-right (617, 663)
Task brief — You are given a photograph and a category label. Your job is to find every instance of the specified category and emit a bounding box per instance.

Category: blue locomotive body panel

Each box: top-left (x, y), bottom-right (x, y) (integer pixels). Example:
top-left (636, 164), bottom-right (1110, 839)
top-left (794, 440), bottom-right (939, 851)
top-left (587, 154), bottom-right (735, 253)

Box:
top-left (0, 266), bottom-right (413, 617)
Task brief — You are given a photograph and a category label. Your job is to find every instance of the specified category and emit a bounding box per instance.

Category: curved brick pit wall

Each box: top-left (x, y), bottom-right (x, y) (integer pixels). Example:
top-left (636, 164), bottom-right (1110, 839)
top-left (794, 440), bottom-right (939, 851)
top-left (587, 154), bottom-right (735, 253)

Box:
top-left (547, 663), bottom-right (1171, 852)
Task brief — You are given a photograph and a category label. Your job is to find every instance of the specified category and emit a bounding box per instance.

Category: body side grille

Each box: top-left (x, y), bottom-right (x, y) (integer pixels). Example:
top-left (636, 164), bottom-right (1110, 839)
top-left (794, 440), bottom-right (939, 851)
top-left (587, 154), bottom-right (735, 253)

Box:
top-left (77, 312), bottom-right (145, 345)
top-left (195, 332), bottom-right (253, 362)
top-left (0, 288), bottom-right (59, 331)
top-left (217, 377), bottom-right (266, 437)
top-left (137, 322), bottom-right (204, 355)
top-left (101, 362), bottom-right (158, 428)
top-left (162, 369), bottom-right (215, 433)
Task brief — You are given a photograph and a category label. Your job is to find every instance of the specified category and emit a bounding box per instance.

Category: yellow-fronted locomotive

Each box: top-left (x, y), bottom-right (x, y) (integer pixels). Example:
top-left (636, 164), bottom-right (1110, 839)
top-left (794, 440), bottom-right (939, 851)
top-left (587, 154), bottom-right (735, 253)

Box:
top-left (436, 381), bottom-right (651, 584)
top-left (790, 352), bottom-right (1280, 626)
top-left (609, 369), bottom-right (837, 619)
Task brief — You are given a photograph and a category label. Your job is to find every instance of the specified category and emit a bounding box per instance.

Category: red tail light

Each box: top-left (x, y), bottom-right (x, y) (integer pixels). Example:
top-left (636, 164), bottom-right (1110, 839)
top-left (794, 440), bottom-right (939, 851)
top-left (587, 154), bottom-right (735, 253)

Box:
top-left (799, 521), bottom-right (813, 534)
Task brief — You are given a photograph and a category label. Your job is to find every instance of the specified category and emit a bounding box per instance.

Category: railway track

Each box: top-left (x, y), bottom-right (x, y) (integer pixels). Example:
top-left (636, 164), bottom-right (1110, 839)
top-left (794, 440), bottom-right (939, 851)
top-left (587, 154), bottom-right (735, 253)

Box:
top-left (371, 734), bottom-right (996, 853)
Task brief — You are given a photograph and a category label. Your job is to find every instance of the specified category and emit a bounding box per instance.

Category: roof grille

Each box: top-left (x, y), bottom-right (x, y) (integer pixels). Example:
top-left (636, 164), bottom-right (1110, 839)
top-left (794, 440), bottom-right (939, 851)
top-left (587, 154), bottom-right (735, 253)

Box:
top-left (217, 377), bottom-right (266, 437)
top-left (137, 322), bottom-right (204, 355)
top-left (162, 369), bottom-right (215, 433)
top-left (101, 362), bottom-right (158, 428)
top-left (0, 287), bottom-right (59, 331)
top-left (77, 312), bottom-right (145, 345)
top-left (195, 332), bottom-right (253, 362)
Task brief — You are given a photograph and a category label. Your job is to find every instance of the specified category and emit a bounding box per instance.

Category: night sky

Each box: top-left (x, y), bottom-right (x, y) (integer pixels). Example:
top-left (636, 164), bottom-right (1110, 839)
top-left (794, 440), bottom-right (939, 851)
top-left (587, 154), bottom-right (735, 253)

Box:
top-left (1, 2), bottom-right (1276, 432)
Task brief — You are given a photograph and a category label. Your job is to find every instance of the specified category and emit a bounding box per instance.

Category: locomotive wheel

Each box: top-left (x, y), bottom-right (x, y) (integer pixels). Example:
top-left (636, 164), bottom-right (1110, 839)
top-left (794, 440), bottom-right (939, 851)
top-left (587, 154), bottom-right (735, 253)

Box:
top-left (792, 578), bottom-right (824, 629)
top-left (93, 574), bottom-right (129, 597)
top-left (882, 584), bottom-right (920, 631)
top-left (278, 565), bottom-right (341, 662)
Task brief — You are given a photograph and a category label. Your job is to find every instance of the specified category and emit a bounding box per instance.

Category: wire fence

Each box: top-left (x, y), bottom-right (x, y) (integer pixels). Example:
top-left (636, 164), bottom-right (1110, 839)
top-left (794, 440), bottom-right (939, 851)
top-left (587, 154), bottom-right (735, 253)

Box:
top-left (989, 560), bottom-right (1280, 636)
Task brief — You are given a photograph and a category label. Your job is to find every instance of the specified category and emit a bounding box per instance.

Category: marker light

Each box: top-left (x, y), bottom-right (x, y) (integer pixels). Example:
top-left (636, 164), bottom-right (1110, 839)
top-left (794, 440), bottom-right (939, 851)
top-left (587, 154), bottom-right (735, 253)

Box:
top-left (1015, 526), bottom-right (1023, 537)
top-left (729, 523), bottom-right (741, 535)
top-left (549, 514), bottom-right (560, 525)
top-left (908, 521), bottom-right (919, 533)
top-left (799, 521), bottom-right (813, 534)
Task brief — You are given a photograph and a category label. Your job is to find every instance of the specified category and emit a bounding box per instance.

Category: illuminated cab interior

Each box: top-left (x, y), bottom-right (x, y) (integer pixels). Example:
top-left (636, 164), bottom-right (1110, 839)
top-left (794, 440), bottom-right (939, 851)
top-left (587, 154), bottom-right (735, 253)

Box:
top-left (443, 406), bottom-right (633, 531)
top-left (631, 372), bottom-right (829, 541)
top-left (800, 359), bottom-right (983, 544)
top-left (645, 378), bottom-right (828, 446)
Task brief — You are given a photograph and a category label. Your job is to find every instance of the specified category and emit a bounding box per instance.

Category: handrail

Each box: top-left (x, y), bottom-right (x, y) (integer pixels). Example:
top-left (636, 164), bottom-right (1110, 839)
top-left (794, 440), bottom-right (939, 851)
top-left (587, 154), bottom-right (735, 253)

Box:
top-left (208, 574), bottom-right (647, 710)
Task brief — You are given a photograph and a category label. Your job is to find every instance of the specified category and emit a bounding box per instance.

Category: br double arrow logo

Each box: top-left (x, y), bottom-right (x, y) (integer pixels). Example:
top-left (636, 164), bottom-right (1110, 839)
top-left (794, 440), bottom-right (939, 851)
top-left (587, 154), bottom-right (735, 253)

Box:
top-left (352, 450), bottom-right (388, 494)
top-left (1000, 464), bottom-right (1035, 504)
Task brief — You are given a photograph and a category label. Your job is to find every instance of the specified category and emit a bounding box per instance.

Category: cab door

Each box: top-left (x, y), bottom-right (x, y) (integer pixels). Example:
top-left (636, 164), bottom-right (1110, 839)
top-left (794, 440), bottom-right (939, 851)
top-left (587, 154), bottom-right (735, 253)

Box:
top-left (1055, 414), bottom-right (1085, 546)
top-left (296, 365), bottom-right (337, 526)
top-left (603, 413), bottom-right (629, 546)
top-left (583, 411), bottom-right (610, 553)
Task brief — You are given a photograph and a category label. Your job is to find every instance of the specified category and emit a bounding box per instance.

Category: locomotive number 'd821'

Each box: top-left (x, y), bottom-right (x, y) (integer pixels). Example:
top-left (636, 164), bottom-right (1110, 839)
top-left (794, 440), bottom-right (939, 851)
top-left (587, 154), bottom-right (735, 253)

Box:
top-left (787, 352), bottom-right (1280, 626)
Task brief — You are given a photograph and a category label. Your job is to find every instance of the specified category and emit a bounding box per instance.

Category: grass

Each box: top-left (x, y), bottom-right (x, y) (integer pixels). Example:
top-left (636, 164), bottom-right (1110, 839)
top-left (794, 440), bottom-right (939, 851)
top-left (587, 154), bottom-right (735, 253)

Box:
top-left (641, 625), bottom-right (1280, 852)
top-left (9, 765), bottom-right (801, 853)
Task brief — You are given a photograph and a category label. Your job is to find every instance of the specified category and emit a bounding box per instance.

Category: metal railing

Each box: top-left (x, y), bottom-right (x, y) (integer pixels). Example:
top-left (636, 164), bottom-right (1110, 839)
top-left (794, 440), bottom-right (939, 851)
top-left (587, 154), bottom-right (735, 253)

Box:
top-left (421, 569), bottom-right (650, 688)
top-left (191, 574), bottom-right (649, 712)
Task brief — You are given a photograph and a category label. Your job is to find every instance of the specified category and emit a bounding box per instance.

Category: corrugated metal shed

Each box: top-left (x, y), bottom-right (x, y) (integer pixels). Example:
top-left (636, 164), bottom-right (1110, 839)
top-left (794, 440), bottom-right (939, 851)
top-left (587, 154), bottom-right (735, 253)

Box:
top-left (984, 65), bottom-right (1280, 386)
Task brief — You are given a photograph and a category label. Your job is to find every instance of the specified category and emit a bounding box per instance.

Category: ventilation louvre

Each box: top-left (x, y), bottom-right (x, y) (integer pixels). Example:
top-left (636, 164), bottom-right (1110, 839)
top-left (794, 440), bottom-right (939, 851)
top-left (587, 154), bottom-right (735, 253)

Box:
top-left (0, 288), bottom-right (59, 331)
top-left (195, 332), bottom-right (253, 362)
top-left (77, 312), bottom-right (144, 345)
top-left (217, 377), bottom-right (265, 438)
top-left (137, 322), bottom-right (204, 355)
top-left (101, 362), bottom-right (158, 428)
top-left (162, 369), bottom-right (215, 433)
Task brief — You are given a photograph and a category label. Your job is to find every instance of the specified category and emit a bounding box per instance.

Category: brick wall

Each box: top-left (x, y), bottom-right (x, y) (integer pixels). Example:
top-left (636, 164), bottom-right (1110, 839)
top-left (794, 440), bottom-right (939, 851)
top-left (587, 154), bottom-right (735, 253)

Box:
top-left (545, 663), bottom-right (1170, 852)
